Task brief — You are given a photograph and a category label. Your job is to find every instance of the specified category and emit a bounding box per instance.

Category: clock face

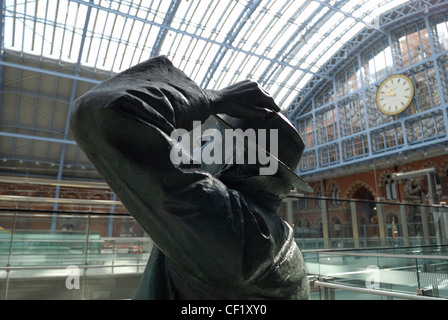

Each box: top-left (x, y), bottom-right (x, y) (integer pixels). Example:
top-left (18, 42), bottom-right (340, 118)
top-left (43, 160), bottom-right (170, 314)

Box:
top-left (376, 74), bottom-right (414, 115)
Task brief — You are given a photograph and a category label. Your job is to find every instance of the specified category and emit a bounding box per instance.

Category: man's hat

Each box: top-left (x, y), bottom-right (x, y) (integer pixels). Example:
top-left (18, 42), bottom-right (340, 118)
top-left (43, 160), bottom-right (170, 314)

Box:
top-left (214, 112), bottom-right (312, 193)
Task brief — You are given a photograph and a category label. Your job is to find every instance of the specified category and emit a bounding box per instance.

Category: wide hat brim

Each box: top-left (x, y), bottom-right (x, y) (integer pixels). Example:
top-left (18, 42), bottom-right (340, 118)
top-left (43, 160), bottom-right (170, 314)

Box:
top-left (214, 113), bottom-right (313, 193)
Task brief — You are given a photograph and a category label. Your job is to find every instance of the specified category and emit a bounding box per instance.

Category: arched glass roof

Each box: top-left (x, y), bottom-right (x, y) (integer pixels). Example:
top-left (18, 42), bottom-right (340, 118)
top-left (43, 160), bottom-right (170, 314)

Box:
top-left (5, 0), bottom-right (441, 183)
top-left (3, 0), bottom-right (411, 110)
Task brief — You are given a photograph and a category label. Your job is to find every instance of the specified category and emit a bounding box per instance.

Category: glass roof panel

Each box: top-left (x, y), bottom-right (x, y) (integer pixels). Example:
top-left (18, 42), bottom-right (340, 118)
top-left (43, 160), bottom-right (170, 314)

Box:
top-left (3, 0), bottom-right (413, 110)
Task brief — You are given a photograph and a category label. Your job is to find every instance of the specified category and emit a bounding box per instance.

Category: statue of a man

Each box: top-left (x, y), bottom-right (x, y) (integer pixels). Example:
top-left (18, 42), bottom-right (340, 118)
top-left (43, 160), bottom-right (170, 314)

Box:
top-left (403, 178), bottom-right (424, 203)
top-left (70, 56), bottom-right (311, 300)
top-left (403, 178), bottom-right (424, 236)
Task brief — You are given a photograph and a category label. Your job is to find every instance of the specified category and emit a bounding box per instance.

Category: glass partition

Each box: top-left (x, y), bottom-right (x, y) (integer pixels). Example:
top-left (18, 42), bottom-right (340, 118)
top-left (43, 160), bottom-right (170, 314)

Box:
top-left (1, 197), bottom-right (447, 299)
top-left (0, 208), bottom-right (152, 299)
top-left (304, 246), bottom-right (448, 300)
top-left (286, 197), bottom-right (448, 251)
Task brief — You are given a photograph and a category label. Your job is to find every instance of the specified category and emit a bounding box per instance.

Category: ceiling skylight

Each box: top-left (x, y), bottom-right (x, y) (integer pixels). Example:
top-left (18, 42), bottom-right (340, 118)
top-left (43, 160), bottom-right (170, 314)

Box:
top-left (3, 0), bottom-right (412, 110)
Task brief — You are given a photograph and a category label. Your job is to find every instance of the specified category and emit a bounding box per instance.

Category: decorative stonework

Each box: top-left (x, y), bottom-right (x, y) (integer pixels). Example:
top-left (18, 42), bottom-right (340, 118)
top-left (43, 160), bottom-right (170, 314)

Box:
top-left (378, 170), bottom-right (394, 187)
top-left (422, 160), bottom-right (438, 171)
top-left (344, 180), bottom-right (376, 200)
top-left (325, 180), bottom-right (339, 196)
top-left (440, 158), bottom-right (448, 172)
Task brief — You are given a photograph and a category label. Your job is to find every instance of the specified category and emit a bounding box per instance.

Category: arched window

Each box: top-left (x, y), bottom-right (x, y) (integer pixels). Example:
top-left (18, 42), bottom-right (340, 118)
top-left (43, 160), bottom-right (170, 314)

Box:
top-left (316, 186), bottom-right (322, 208)
top-left (445, 168), bottom-right (448, 196)
top-left (331, 217), bottom-right (342, 238)
top-left (304, 219), bottom-right (312, 238)
top-left (316, 218), bottom-right (323, 238)
top-left (384, 174), bottom-right (397, 200)
top-left (359, 216), bottom-right (369, 237)
top-left (297, 198), bottom-right (310, 210)
top-left (293, 220), bottom-right (303, 238)
top-left (386, 214), bottom-right (400, 238)
top-left (434, 168), bottom-right (447, 197)
top-left (331, 183), bottom-right (340, 205)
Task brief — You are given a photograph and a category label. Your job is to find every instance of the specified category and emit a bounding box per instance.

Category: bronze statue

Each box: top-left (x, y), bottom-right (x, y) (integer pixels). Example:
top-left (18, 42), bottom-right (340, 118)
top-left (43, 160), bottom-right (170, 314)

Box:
top-left (70, 56), bottom-right (311, 299)
top-left (403, 178), bottom-right (424, 203)
top-left (403, 178), bottom-right (424, 236)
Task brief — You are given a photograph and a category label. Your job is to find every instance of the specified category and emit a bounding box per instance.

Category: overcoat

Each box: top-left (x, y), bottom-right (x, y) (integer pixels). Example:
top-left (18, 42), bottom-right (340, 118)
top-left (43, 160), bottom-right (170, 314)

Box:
top-left (70, 56), bottom-right (310, 299)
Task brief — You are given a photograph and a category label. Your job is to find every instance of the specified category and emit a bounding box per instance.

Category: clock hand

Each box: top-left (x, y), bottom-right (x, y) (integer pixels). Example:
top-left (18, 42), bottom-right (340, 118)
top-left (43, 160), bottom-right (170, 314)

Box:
top-left (386, 88), bottom-right (395, 96)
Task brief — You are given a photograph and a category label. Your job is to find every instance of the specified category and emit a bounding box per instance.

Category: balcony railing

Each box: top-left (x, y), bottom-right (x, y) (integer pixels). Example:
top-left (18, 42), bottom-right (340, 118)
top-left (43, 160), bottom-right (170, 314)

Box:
top-left (0, 208), bottom-right (152, 299)
top-left (304, 246), bottom-right (448, 300)
top-left (0, 196), bottom-right (447, 299)
top-left (284, 196), bottom-right (448, 251)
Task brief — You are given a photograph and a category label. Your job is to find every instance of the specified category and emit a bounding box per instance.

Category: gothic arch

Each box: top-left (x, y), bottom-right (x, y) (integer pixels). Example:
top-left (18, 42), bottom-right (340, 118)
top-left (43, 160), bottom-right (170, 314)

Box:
top-left (385, 212), bottom-right (399, 224)
top-left (315, 218), bottom-right (323, 238)
top-left (421, 160), bottom-right (441, 182)
top-left (396, 165), bottom-right (414, 186)
top-left (401, 165), bottom-right (414, 173)
top-left (440, 158), bottom-right (448, 172)
top-left (325, 180), bottom-right (341, 205)
top-left (421, 160), bottom-right (438, 171)
top-left (422, 160), bottom-right (448, 197)
top-left (344, 180), bottom-right (376, 200)
top-left (330, 216), bottom-right (342, 238)
top-left (378, 170), bottom-right (394, 187)
top-left (358, 215), bottom-right (370, 237)
top-left (385, 212), bottom-right (400, 238)
top-left (379, 170), bottom-right (399, 200)
top-left (441, 158), bottom-right (448, 191)
top-left (325, 180), bottom-right (340, 196)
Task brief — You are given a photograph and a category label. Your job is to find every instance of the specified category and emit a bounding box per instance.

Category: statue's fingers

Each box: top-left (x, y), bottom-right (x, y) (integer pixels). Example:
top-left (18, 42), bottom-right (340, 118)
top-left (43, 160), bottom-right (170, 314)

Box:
top-left (224, 103), bottom-right (273, 119)
top-left (256, 95), bottom-right (280, 112)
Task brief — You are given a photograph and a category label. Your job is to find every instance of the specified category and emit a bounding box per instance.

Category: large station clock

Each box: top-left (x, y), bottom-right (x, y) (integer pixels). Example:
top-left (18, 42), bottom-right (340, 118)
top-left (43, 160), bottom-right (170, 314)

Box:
top-left (376, 74), bottom-right (414, 115)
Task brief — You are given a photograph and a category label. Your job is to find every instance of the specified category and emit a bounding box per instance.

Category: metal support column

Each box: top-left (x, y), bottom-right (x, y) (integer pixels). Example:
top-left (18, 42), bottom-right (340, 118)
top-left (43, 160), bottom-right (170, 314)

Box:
top-left (200, 0), bottom-right (262, 88)
top-left (51, 0), bottom-right (94, 230)
top-left (149, 0), bottom-right (182, 58)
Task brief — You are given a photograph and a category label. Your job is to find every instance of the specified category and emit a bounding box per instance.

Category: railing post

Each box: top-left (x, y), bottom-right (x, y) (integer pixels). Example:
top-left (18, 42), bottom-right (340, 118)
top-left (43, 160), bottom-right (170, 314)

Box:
top-left (4, 209), bottom-right (18, 300)
top-left (376, 202), bottom-right (386, 247)
top-left (419, 206), bottom-right (430, 246)
top-left (350, 201), bottom-right (360, 249)
top-left (285, 197), bottom-right (294, 227)
top-left (81, 210), bottom-right (92, 300)
top-left (400, 203), bottom-right (410, 246)
top-left (316, 276), bottom-right (335, 300)
top-left (432, 205), bottom-right (446, 246)
top-left (321, 199), bottom-right (330, 249)
top-left (439, 203), bottom-right (448, 245)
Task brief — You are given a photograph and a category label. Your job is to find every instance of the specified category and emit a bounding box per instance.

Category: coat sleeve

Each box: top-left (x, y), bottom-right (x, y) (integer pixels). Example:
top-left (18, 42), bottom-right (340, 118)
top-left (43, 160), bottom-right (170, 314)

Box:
top-left (70, 56), bottom-right (264, 285)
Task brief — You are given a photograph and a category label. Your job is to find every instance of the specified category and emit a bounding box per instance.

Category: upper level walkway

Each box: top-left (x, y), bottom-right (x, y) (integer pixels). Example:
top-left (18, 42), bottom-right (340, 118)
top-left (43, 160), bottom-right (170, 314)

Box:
top-left (0, 203), bottom-right (447, 300)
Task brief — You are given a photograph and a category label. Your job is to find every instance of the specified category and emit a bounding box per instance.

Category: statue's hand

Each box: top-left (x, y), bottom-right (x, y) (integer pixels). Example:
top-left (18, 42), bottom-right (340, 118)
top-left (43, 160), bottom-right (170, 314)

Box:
top-left (206, 80), bottom-right (280, 119)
